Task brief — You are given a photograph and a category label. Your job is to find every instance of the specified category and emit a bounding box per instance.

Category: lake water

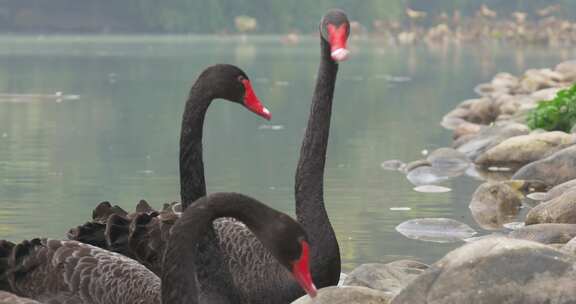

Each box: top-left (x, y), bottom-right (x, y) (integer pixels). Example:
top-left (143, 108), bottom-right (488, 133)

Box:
top-left (0, 35), bottom-right (573, 270)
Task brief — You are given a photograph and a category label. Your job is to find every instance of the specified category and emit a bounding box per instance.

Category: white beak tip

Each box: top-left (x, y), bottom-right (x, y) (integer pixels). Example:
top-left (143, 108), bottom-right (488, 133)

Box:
top-left (331, 48), bottom-right (350, 62)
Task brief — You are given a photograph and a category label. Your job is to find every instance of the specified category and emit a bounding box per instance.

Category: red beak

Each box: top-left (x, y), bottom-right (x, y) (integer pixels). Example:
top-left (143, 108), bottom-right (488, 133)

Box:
top-left (291, 240), bottom-right (317, 298)
top-left (327, 24), bottom-right (350, 62)
top-left (241, 79), bottom-right (271, 120)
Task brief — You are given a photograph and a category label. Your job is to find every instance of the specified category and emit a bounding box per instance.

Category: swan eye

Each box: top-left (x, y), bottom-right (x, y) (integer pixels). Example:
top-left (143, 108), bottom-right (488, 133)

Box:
top-left (237, 75), bottom-right (246, 82)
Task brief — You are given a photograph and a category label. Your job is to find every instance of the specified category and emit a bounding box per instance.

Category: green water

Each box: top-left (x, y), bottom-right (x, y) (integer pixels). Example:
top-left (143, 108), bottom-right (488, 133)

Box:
top-left (0, 35), bottom-right (572, 270)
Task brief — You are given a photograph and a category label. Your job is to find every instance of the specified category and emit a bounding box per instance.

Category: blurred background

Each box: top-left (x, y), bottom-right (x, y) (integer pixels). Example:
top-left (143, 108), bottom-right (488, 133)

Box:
top-left (0, 0), bottom-right (574, 34)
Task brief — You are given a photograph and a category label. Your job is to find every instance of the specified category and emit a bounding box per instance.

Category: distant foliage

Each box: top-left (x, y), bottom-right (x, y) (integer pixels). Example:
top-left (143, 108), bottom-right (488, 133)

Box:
top-left (527, 84), bottom-right (576, 132)
top-left (2, 0), bottom-right (576, 33)
top-left (234, 16), bottom-right (258, 33)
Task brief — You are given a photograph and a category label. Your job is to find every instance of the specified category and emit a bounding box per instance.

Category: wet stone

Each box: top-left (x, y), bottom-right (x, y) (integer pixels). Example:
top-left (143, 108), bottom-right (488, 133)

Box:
top-left (392, 237), bottom-right (576, 304)
top-left (343, 260), bottom-right (428, 297)
top-left (395, 218), bottom-right (477, 243)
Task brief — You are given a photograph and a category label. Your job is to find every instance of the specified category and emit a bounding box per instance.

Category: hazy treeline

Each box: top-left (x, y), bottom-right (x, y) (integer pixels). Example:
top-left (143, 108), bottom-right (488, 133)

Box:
top-left (0, 0), bottom-right (576, 33)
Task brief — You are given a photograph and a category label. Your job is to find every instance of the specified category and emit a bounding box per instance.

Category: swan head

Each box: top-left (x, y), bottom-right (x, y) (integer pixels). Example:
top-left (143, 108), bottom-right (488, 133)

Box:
top-left (199, 64), bottom-right (271, 120)
top-left (256, 213), bottom-right (317, 298)
top-left (320, 9), bottom-right (350, 63)
top-left (291, 239), bottom-right (317, 298)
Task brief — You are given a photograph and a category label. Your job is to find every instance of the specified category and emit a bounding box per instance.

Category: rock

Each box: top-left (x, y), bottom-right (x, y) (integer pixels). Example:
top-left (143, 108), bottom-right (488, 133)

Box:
top-left (391, 237), bottom-right (576, 304)
top-left (470, 166), bottom-right (515, 182)
top-left (441, 98), bottom-right (499, 127)
top-left (475, 131), bottom-right (575, 168)
top-left (525, 189), bottom-right (576, 225)
top-left (527, 178), bottom-right (576, 201)
top-left (403, 159), bottom-right (430, 173)
top-left (513, 145), bottom-right (576, 186)
top-left (454, 122), bottom-right (530, 161)
top-left (404, 148), bottom-right (470, 186)
top-left (380, 160), bottom-right (406, 171)
top-left (561, 236), bottom-right (576, 255)
top-left (509, 223), bottom-right (576, 244)
top-left (548, 243), bottom-right (566, 250)
top-left (474, 73), bottom-right (519, 98)
top-left (493, 94), bottom-right (524, 116)
top-left (0, 291), bottom-right (40, 304)
top-left (395, 218), bottom-right (477, 243)
top-left (291, 286), bottom-right (391, 304)
top-left (519, 68), bottom-right (560, 93)
top-left (491, 73), bottom-right (520, 92)
top-left (452, 121), bottom-right (483, 140)
top-left (469, 181), bottom-right (531, 229)
top-left (531, 87), bottom-right (563, 103)
top-left (426, 148), bottom-right (470, 174)
top-left (468, 98), bottom-right (499, 124)
top-left (343, 260), bottom-right (428, 296)
top-left (539, 68), bottom-right (565, 83)
top-left (441, 108), bottom-right (471, 130)
top-left (462, 233), bottom-right (506, 243)
top-left (555, 60), bottom-right (576, 82)
top-left (474, 83), bottom-right (497, 97)
top-left (405, 166), bottom-right (449, 186)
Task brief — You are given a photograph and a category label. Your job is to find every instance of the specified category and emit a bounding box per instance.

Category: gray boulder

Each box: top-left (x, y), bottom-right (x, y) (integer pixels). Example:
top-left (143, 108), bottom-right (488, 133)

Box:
top-left (509, 224), bottom-right (576, 244)
top-left (441, 98), bottom-right (499, 128)
top-left (513, 145), bottom-right (576, 186)
top-left (474, 73), bottom-right (519, 97)
top-left (402, 159), bottom-right (430, 173)
top-left (404, 148), bottom-right (471, 186)
top-left (291, 286), bottom-right (391, 304)
top-left (395, 218), bottom-right (477, 243)
top-left (531, 87), bottom-right (563, 103)
top-left (405, 165), bottom-right (449, 186)
top-left (454, 123), bottom-right (530, 161)
top-left (380, 160), bottom-right (406, 171)
top-left (527, 178), bottom-right (576, 202)
top-left (426, 148), bottom-right (470, 174)
top-left (452, 121), bottom-right (484, 140)
top-left (519, 68), bottom-right (563, 93)
top-left (469, 181), bottom-right (528, 229)
top-left (475, 131), bottom-right (575, 168)
top-left (343, 260), bottom-right (428, 296)
top-left (391, 237), bottom-right (576, 304)
top-left (561, 236), bottom-right (576, 255)
top-left (525, 189), bottom-right (576, 225)
top-left (555, 60), bottom-right (576, 83)
top-left (0, 291), bottom-right (41, 304)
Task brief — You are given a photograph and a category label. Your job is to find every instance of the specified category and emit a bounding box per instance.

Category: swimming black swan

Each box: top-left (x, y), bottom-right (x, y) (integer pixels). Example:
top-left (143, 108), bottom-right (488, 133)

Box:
top-left (0, 193), bottom-right (316, 304)
top-left (69, 9), bottom-right (350, 303)
top-left (68, 63), bottom-right (271, 271)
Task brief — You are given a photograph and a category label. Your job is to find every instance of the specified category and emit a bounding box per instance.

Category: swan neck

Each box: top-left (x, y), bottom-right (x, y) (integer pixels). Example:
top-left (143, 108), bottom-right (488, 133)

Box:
top-left (161, 194), bottom-right (274, 303)
top-left (294, 37), bottom-right (341, 285)
top-left (180, 83), bottom-right (211, 210)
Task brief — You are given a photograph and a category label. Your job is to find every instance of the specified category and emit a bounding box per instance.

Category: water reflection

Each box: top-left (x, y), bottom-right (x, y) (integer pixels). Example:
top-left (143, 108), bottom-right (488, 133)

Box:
top-left (0, 35), bottom-right (573, 268)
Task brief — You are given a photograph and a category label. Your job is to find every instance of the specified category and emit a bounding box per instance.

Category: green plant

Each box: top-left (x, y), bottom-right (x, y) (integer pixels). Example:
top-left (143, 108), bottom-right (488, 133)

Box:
top-left (527, 84), bottom-right (576, 132)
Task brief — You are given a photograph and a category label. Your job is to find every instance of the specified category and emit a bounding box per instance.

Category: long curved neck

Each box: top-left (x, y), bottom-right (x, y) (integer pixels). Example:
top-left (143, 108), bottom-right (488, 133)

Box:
top-left (180, 82), bottom-right (212, 210)
top-left (161, 194), bottom-right (274, 304)
top-left (294, 37), bottom-right (341, 286)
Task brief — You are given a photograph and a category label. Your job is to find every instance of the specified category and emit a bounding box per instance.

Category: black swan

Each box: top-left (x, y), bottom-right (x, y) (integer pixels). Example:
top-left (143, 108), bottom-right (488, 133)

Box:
top-left (68, 63), bottom-right (271, 269)
top-left (0, 193), bottom-right (316, 304)
top-left (294, 8), bottom-right (349, 288)
top-left (69, 9), bottom-right (350, 303)
top-left (178, 64), bottom-right (271, 208)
